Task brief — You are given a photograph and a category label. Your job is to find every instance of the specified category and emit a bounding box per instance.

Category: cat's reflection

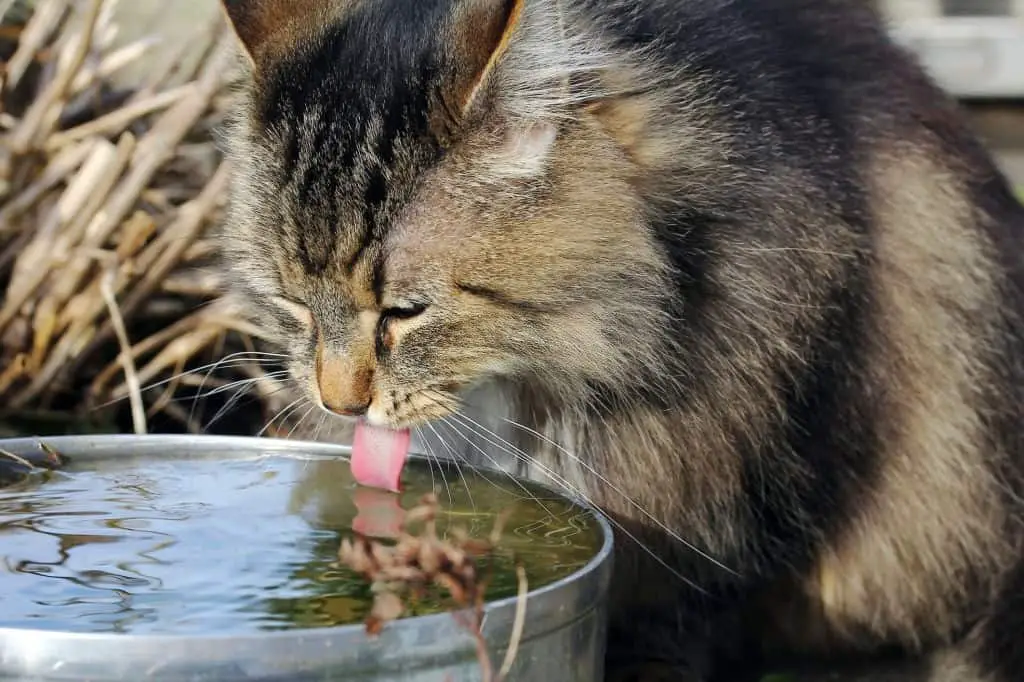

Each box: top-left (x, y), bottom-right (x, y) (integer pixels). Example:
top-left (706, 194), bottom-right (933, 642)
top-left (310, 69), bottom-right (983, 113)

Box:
top-left (287, 459), bottom-right (406, 539)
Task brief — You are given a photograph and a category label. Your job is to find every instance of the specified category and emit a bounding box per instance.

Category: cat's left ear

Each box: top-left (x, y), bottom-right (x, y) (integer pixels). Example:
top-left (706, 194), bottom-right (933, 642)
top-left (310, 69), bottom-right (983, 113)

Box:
top-left (448, 0), bottom-right (527, 118)
top-left (220, 0), bottom-right (330, 69)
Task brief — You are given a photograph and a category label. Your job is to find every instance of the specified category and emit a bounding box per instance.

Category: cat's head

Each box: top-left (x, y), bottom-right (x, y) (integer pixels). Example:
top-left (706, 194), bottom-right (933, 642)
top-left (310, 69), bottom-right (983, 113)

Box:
top-left (218, 0), bottom-right (674, 430)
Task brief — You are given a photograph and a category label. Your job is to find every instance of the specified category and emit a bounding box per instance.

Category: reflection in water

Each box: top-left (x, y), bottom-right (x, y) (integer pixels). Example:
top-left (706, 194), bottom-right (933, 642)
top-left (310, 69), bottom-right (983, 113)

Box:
top-left (0, 453), bottom-right (602, 635)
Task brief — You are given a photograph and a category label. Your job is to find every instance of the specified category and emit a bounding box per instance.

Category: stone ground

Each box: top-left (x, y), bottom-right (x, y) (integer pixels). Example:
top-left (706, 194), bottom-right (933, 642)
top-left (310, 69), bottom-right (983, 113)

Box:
top-left (90, 2), bottom-right (1024, 680)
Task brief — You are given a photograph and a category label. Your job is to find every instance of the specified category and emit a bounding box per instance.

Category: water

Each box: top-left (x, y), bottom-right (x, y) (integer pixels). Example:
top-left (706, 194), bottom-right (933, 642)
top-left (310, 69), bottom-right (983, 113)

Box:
top-left (0, 453), bottom-right (602, 635)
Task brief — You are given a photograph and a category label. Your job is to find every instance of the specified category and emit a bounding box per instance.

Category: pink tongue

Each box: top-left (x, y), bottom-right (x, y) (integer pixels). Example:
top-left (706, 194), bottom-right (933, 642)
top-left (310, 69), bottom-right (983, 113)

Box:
top-left (351, 422), bottom-right (411, 492)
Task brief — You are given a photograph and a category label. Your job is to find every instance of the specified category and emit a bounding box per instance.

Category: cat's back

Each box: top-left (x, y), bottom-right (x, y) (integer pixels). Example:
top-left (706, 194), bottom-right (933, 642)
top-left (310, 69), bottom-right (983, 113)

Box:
top-left (588, 0), bottom-right (1024, 271)
top-left (587, 0), bottom-right (1024, 529)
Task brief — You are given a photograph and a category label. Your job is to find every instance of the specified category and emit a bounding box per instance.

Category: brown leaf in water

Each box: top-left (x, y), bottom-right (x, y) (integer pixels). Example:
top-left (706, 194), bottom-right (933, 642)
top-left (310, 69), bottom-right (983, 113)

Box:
top-left (441, 543), bottom-right (467, 568)
top-left (404, 501), bottom-right (437, 525)
top-left (370, 541), bottom-right (396, 569)
top-left (433, 572), bottom-right (468, 605)
top-left (379, 565), bottom-right (426, 584)
top-left (418, 537), bottom-right (442, 574)
top-left (337, 493), bottom-right (530, 682)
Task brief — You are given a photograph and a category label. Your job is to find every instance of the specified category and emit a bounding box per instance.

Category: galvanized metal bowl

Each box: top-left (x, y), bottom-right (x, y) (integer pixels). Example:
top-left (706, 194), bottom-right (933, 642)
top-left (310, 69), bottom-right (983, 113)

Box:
top-left (0, 434), bottom-right (613, 682)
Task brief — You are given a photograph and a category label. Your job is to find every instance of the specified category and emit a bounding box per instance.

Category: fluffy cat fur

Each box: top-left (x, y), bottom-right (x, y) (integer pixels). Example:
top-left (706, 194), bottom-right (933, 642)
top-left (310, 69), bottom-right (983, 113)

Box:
top-left (216, 0), bottom-right (1024, 680)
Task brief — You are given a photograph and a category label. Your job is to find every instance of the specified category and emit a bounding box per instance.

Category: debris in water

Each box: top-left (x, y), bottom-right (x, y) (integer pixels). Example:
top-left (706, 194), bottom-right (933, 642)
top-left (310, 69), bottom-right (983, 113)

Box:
top-left (339, 493), bottom-right (528, 682)
top-left (0, 439), bottom-right (68, 487)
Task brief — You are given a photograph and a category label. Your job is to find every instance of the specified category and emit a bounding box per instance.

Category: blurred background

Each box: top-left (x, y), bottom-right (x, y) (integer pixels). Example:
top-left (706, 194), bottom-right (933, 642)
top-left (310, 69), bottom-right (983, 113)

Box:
top-left (883, 0), bottom-right (1024, 183)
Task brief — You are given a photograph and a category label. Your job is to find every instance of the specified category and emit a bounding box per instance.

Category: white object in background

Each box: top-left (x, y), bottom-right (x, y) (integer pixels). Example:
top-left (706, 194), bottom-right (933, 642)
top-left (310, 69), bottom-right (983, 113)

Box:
top-left (885, 6), bottom-right (1024, 98)
top-left (883, 0), bottom-right (945, 20)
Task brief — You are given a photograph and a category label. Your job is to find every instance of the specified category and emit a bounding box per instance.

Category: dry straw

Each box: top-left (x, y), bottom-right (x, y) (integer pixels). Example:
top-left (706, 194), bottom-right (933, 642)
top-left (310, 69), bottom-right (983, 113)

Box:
top-left (0, 1), bottom-right (289, 436)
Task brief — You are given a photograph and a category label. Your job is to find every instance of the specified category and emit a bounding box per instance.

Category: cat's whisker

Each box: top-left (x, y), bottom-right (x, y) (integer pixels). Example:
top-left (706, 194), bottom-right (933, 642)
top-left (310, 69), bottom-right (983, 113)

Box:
top-left (187, 352), bottom-right (287, 425)
top-left (417, 425), bottom-right (452, 507)
top-left (439, 408), bottom-right (592, 510)
top-left (90, 355), bottom-right (287, 410)
top-left (147, 359), bottom-right (284, 399)
top-left (182, 371), bottom-right (291, 403)
top-left (426, 420), bottom-right (475, 510)
top-left (200, 375), bottom-right (292, 433)
top-left (156, 379), bottom-right (291, 431)
top-left (440, 407), bottom-right (707, 593)
top-left (255, 397), bottom-right (307, 438)
top-left (419, 410), bottom-right (475, 510)
top-left (191, 370), bottom-right (289, 435)
top-left (435, 407), bottom-right (557, 513)
top-left (286, 404), bottom-right (317, 440)
top-left (310, 411), bottom-right (328, 443)
top-left (431, 417), bottom-right (538, 506)
top-left (496, 414), bottom-right (737, 577)
top-left (415, 388), bottom-right (540, 506)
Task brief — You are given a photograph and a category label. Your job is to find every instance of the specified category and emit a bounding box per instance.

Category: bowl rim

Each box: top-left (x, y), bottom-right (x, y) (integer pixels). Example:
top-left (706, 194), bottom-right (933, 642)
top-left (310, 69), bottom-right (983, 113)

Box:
top-left (0, 433), bottom-right (614, 648)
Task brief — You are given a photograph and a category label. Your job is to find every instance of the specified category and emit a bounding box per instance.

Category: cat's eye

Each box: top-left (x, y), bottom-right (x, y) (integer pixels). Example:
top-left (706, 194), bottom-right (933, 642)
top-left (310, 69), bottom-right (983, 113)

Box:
top-left (271, 296), bottom-right (313, 327)
top-left (381, 302), bottom-right (428, 321)
top-left (376, 303), bottom-right (428, 354)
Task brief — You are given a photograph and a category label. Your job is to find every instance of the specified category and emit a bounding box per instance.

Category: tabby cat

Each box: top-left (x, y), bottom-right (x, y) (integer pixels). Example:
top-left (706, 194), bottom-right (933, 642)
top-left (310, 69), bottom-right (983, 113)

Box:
top-left (216, 0), bottom-right (1024, 680)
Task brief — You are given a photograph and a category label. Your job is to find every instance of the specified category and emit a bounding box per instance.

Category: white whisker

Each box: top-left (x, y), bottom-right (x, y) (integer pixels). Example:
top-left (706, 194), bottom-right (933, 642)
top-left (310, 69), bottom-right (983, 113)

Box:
top-left (188, 352), bottom-right (286, 424)
top-left (255, 397), bottom-right (305, 438)
top-left (286, 404), bottom-right (317, 439)
top-left (432, 417), bottom-right (551, 508)
top-left (182, 371), bottom-right (291, 402)
top-left (418, 425), bottom-right (452, 506)
top-left (91, 355), bottom-right (287, 410)
top-left (423, 419), bottom-right (475, 510)
top-left (202, 376), bottom-right (280, 432)
top-left (443, 407), bottom-right (716, 591)
top-left (310, 412), bottom-right (329, 442)
top-left (438, 411), bottom-right (558, 514)
top-left (498, 415), bottom-right (738, 577)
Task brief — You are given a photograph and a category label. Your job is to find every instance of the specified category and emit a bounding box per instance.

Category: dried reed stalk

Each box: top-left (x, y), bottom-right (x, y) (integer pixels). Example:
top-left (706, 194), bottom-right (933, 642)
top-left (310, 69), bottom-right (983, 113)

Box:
top-left (0, 1), bottom-right (288, 435)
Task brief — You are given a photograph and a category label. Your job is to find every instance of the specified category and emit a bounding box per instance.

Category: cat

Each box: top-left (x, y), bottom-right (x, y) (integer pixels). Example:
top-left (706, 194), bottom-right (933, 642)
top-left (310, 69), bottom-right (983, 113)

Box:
top-left (215, 0), bottom-right (1024, 680)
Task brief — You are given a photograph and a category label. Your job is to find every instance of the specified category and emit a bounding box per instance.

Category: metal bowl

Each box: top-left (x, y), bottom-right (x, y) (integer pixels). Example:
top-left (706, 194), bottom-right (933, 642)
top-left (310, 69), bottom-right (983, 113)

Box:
top-left (0, 434), bottom-right (613, 682)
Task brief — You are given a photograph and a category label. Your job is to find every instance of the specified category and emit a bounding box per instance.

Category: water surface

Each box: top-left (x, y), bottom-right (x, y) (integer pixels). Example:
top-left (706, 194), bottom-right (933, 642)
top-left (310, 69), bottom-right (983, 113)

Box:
top-left (0, 453), bottom-right (602, 635)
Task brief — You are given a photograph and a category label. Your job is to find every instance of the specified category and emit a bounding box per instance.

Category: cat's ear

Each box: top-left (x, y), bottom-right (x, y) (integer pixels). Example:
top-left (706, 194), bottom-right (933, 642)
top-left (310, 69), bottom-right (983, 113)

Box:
top-left (219, 0), bottom-right (327, 68)
top-left (449, 0), bottom-right (527, 117)
top-left (220, 0), bottom-right (273, 65)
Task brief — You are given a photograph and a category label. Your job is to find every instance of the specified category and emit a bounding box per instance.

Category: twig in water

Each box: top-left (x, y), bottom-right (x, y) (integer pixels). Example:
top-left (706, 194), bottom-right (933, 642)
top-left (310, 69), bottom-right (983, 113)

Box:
top-left (0, 440), bottom-right (68, 487)
top-left (0, 448), bottom-right (34, 471)
top-left (498, 564), bottom-right (528, 679)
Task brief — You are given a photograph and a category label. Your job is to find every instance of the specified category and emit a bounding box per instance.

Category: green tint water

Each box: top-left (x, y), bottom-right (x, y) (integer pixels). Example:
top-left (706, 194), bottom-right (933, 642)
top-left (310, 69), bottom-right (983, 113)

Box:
top-left (0, 453), bottom-right (602, 634)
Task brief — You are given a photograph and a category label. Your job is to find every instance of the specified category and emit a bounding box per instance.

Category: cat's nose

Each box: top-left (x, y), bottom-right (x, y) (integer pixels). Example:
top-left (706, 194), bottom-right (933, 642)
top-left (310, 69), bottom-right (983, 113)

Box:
top-left (315, 335), bottom-right (374, 418)
top-left (323, 399), bottom-right (369, 417)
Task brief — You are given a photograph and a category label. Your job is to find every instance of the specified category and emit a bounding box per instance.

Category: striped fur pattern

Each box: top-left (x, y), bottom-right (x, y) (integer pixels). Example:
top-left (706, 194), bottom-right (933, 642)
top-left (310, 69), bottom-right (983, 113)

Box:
top-left (216, 1), bottom-right (1024, 680)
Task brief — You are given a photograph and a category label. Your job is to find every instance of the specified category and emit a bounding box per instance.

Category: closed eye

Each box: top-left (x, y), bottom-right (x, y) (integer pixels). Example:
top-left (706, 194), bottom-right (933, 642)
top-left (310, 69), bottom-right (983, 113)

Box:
top-left (271, 296), bottom-right (313, 327)
top-left (381, 302), bottom-right (428, 320)
top-left (376, 302), bottom-right (428, 353)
